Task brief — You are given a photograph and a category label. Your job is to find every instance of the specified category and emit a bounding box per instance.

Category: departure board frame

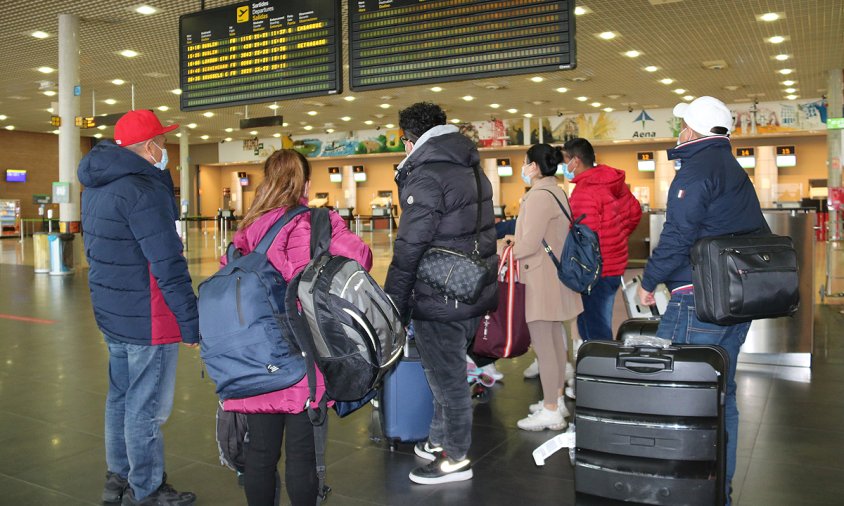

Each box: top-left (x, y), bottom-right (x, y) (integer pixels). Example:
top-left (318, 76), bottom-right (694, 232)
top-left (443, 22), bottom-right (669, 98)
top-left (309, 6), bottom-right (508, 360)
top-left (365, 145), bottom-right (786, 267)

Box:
top-left (179, 0), bottom-right (342, 111)
top-left (348, 0), bottom-right (576, 92)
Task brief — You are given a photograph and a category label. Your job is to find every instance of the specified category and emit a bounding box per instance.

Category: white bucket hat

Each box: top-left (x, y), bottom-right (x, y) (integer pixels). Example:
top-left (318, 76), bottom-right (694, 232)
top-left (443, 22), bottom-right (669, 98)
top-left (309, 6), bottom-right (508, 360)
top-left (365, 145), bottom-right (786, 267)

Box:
top-left (673, 96), bottom-right (732, 136)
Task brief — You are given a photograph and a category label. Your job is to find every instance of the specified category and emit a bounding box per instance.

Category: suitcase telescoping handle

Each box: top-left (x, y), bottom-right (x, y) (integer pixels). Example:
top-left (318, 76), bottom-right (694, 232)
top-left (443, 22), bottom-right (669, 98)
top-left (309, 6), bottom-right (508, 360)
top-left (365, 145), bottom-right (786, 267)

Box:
top-left (617, 348), bottom-right (674, 373)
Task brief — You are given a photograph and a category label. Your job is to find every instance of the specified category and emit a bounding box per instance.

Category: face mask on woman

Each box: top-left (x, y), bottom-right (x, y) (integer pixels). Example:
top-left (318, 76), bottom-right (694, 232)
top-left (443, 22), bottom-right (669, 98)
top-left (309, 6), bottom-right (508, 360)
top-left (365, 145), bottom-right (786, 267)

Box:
top-left (521, 162), bottom-right (533, 185)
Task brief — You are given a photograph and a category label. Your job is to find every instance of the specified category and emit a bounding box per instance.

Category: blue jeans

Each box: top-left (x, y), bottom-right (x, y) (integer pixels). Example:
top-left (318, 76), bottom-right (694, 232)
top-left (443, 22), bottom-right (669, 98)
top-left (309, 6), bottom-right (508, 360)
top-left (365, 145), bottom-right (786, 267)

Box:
top-left (577, 276), bottom-right (621, 341)
top-left (412, 317), bottom-right (480, 460)
top-left (655, 293), bottom-right (750, 504)
top-left (104, 339), bottom-right (179, 500)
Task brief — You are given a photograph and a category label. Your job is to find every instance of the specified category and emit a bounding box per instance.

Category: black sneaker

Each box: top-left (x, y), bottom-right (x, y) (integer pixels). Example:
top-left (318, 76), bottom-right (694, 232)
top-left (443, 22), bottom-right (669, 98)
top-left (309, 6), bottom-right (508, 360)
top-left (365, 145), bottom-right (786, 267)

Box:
top-left (102, 471), bottom-right (129, 504)
top-left (413, 441), bottom-right (444, 462)
top-left (409, 455), bottom-right (473, 485)
top-left (121, 478), bottom-right (196, 506)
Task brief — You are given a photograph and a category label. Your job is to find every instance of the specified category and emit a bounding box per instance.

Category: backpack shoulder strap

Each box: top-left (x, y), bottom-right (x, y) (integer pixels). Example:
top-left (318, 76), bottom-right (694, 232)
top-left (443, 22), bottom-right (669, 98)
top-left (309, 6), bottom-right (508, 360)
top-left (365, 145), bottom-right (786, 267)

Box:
top-left (309, 207), bottom-right (332, 259)
top-left (254, 205), bottom-right (310, 255)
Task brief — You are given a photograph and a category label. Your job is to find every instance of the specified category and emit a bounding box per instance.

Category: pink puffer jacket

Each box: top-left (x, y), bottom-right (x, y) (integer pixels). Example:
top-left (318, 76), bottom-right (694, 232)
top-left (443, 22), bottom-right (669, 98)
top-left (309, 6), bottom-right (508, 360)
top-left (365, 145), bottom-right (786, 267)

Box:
top-left (222, 202), bottom-right (373, 414)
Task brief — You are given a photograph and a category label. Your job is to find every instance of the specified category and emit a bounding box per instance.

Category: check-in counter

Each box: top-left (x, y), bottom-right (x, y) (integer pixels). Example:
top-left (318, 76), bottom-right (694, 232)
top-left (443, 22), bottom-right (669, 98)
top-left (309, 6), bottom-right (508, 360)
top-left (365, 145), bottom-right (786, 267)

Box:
top-left (647, 208), bottom-right (815, 367)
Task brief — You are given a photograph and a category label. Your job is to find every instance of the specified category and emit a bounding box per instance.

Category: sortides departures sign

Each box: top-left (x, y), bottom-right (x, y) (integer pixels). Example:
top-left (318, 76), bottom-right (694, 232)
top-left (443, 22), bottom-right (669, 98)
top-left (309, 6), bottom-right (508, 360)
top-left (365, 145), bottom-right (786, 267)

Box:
top-left (179, 0), bottom-right (342, 111)
top-left (349, 0), bottom-right (576, 91)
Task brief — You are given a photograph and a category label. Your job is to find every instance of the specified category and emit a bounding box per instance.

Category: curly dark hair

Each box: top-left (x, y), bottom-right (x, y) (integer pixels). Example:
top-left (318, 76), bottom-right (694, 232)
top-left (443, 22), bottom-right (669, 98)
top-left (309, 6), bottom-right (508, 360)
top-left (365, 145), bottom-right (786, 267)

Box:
top-left (398, 102), bottom-right (447, 141)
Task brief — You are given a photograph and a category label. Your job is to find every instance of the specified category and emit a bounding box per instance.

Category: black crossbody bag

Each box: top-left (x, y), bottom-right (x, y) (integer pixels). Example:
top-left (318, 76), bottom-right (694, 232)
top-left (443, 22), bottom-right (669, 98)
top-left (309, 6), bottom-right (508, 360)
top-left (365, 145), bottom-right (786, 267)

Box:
top-left (416, 165), bottom-right (490, 305)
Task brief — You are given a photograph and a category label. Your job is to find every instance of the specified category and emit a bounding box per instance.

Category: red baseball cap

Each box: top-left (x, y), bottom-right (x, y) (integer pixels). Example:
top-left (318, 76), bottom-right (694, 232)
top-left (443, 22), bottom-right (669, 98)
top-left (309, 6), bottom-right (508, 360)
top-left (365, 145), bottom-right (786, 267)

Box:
top-left (114, 109), bottom-right (179, 146)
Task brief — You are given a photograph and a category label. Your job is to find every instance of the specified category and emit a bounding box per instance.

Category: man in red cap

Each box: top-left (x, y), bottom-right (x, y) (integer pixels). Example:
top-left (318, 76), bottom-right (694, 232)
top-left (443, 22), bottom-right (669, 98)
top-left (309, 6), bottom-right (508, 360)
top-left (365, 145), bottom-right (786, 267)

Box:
top-left (78, 110), bottom-right (198, 506)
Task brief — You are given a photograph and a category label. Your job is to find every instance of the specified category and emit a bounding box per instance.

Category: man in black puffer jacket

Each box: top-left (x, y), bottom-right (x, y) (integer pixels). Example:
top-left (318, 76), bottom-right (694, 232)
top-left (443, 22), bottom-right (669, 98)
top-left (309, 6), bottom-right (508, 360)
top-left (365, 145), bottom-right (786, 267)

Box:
top-left (385, 102), bottom-right (497, 486)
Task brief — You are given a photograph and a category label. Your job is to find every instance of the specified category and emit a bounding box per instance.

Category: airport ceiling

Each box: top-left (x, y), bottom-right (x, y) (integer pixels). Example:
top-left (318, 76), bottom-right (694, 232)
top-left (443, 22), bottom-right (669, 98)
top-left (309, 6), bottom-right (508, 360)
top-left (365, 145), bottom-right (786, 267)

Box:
top-left (0, 0), bottom-right (841, 143)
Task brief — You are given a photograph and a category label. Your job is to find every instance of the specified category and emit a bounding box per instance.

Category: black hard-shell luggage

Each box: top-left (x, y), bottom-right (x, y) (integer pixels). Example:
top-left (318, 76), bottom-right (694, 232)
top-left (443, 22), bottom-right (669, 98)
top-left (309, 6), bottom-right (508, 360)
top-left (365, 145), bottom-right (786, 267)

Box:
top-left (574, 339), bottom-right (728, 506)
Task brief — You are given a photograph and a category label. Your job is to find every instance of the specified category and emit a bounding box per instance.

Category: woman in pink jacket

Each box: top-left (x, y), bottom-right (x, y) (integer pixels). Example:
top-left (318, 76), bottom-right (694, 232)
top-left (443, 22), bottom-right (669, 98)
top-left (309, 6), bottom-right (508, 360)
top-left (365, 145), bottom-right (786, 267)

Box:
top-left (221, 149), bottom-right (372, 506)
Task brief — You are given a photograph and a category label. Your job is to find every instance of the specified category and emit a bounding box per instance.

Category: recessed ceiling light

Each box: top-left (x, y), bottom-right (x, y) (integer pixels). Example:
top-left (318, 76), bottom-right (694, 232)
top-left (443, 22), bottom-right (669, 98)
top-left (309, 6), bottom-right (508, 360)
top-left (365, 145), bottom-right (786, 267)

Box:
top-left (379, 103), bottom-right (391, 109)
top-left (786, 95), bottom-right (798, 100)
top-left (489, 103), bottom-right (500, 109)
top-left (94, 133), bottom-right (102, 138)
top-left (624, 50), bottom-right (641, 58)
top-left (175, 132), bottom-right (182, 138)
top-left (598, 31), bottom-right (616, 40)
top-left (644, 66), bottom-right (659, 72)
top-left (282, 122), bottom-right (289, 127)
top-left (111, 79), bottom-right (125, 85)
top-left (683, 95), bottom-right (695, 101)
top-left (45, 109), bottom-right (53, 114)
top-left (660, 78), bottom-right (674, 85)
top-left (782, 80), bottom-right (796, 86)
top-left (507, 108), bottom-right (518, 114)
top-left (303, 125), bottom-right (313, 131)
top-left (171, 88), bottom-right (182, 95)
top-left (576, 96), bottom-right (588, 102)
top-left (603, 107), bottom-right (614, 112)
top-left (574, 6), bottom-right (590, 16)
top-left (119, 49), bottom-right (139, 58)
top-left (224, 137), bottom-right (233, 142)
top-left (343, 96), bottom-right (356, 101)
top-left (778, 68), bottom-right (794, 75)
top-left (157, 106), bottom-right (169, 111)
top-left (224, 127), bottom-right (233, 133)
top-left (52, 129), bottom-right (60, 135)
top-left (530, 77), bottom-right (544, 83)
top-left (673, 89), bottom-right (686, 94)
top-left (364, 120), bottom-right (374, 125)
top-left (249, 130), bottom-right (258, 135)
top-left (5, 125), bottom-right (15, 131)
top-left (775, 54), bottom-right (790, 61)
top-left (97, 125), bottom-right (106, 130)
top-left (104, 98), bottom-right (116, 104)
top-left (37, 66), bottom-right (55, 74)
top-left (203, 111), bottom-right (214, 118)
top-left (523, 113), bottom-right (533, 118)
top-left (767, 36), bottom-right (785, 44)
top-left (556, 87), bottom-right (568, 93)
top-left (307, 110), bottom-right (318, 116)
top-left (187, 123), bottom-right (197, 129)
top-left (385, 123), bottom-right (395, 129)
top-left (451, 119), bottom-right (461, 123)
top-left (723, 85), bottom-right (740, 91)
top-left (43, 90), bottom-right (56, 97)
top-left (268, 104), bottom-right (279, 110)
top-left (271, 133), bottom-right (281, 138)
top-left (590, 102), bottom-right (602, 107)
top-left (0, 115), bottom-right (7, 120)
top-left (135, 5), bottom-right (158, 15)
top-left (340, 116), bottom-right (351, 121)
top-left (462, 95), bottom-right (475, 101)
top-left (200, 134), bottom-right (209, 140)
top-left (759, 12), bottom-right (780, 22)
top-left (31, 31), bottom-right (49, 39)
top-left (430, 86), bottom-right (443, 92)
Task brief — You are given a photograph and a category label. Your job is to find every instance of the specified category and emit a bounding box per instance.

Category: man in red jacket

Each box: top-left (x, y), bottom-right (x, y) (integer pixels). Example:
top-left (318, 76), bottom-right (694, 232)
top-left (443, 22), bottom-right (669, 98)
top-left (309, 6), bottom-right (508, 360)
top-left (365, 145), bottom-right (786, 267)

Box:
top-left (564, 138), bottom-right (642, 341)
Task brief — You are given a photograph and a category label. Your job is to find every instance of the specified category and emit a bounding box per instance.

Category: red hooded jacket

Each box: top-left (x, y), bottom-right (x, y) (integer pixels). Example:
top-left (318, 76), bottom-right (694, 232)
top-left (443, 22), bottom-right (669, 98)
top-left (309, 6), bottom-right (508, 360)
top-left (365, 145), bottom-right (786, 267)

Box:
top-left (569, 164), bottom-right (642, 277)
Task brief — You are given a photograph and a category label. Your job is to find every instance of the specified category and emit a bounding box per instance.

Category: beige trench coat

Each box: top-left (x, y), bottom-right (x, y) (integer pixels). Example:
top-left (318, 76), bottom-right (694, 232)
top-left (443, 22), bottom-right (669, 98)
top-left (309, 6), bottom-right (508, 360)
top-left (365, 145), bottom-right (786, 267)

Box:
top-left (512, 177), bottom-right (584, 323)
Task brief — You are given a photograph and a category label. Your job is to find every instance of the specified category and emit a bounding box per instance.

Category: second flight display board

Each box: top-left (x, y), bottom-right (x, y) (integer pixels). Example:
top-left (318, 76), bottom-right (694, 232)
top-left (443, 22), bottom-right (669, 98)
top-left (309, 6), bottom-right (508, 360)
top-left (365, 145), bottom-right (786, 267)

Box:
top-left (179, 0), bottom-right (342, 111)
top-left (349, 0), bottom-right (576, 91)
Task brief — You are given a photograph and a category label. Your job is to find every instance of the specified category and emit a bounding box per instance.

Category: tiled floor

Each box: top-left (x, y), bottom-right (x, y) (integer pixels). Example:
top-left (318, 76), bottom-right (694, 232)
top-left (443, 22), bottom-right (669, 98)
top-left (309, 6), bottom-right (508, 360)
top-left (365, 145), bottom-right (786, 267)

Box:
top-left (1, 229), bottom-right (843, 505)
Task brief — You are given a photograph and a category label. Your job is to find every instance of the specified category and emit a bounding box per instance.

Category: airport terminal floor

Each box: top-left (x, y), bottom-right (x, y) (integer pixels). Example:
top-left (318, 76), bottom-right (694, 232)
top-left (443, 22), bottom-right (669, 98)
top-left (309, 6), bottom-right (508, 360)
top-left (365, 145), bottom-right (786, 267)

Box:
top-left (1, 229), bottom-right (844, 506)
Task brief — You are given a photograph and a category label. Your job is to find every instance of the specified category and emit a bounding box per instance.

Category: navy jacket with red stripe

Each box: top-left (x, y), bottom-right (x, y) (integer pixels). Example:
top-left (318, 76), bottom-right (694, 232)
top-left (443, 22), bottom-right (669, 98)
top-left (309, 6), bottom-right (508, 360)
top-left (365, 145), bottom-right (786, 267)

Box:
top-left (78, 141), bottom-right (198, 345)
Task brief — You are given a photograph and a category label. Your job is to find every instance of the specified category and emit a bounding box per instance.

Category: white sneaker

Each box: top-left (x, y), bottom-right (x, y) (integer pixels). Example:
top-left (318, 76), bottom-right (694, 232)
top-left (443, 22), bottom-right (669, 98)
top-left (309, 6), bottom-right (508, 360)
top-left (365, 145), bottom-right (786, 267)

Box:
top-left (480, 363), bottom-right (503, 381)
top-left (517, 407), bottom-right (567, 431)
top-left (565, 384), bottom-right (576, 400)
top-left (528, 397), bottom-right (570, 418)
top-left (523, 358), bottom-right (539, 379)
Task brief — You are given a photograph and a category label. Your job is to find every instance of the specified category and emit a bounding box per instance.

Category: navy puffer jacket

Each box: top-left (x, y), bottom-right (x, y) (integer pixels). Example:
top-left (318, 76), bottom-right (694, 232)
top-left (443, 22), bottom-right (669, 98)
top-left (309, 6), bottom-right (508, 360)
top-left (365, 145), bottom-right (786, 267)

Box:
top-left (78, 141), bottom-right (198, 345)
top-left (385, 126), bottom-right (498, 322)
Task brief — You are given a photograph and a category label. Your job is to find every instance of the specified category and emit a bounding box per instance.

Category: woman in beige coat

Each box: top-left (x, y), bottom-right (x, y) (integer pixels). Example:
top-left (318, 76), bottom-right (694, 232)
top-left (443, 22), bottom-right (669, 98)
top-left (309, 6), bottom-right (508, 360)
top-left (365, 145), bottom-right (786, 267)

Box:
top-left (512, 143), bottom-right (583, 431)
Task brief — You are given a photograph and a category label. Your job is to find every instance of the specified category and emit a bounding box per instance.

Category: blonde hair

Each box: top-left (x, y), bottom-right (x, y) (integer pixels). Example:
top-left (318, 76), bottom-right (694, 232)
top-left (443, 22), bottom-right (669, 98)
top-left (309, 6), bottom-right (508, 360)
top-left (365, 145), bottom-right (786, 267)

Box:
top-left (239, 149), bottom-right (310, 230)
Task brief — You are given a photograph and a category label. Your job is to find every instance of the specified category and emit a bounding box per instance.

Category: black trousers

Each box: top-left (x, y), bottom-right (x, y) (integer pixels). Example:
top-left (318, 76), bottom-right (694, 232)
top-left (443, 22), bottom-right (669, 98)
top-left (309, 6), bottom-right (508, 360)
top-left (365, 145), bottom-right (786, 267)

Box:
top-left (244, 411), bottom-right (317, 506)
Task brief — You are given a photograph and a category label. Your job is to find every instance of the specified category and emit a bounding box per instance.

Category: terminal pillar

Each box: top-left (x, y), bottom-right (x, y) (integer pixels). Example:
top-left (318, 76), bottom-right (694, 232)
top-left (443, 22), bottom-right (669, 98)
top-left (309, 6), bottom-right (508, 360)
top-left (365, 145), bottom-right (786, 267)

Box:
top-left (342, 165), bottom-right (357, 210)
top-left (755, 146), bottom-right (777, 208)
top-left (828, 69), bottom-right (843, 240)
top-left (653, 149), bottom-right (674, 209)
top-left (482, 158), bottom-right (501, 206)
top-left (58, 13), bottom-right (81, 230)
top-left (179, 127), bottom-right (192, 218)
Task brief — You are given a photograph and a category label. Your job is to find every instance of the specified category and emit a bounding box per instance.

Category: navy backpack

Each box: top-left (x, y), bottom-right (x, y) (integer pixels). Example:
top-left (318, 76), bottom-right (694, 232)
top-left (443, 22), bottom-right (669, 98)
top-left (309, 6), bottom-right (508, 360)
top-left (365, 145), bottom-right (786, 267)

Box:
top-left (197, 206), bottom-right (309, 400)
top-left (539, 189), bottom-right (603, 294)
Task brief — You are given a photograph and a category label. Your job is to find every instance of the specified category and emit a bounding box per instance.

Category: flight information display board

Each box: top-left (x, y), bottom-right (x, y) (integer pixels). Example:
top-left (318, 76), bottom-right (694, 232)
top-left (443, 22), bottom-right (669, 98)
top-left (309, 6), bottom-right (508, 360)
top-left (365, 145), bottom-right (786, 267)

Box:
top-left (179, 0), bottom-right (341, 111)
top-left (349, 0), bottom-right (576, 91)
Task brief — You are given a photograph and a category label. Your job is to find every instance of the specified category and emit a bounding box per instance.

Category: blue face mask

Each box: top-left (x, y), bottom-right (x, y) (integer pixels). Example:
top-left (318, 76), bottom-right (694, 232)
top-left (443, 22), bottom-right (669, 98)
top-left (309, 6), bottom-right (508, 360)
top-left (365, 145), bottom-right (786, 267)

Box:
top-left (152, 142), bottom-right (168, 170)
top-left (561, 162), bottom-right (575, 181)
top-left (521, 164), bottom-right (532, 186)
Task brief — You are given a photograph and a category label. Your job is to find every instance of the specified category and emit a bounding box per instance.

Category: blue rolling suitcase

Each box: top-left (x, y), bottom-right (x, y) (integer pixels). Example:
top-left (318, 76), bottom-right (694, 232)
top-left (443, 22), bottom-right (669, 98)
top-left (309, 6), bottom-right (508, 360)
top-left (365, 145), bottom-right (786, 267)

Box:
top-left (378, 340), bottom-right (434, 448)
top-left (574, 328), bottom-right (728, 506)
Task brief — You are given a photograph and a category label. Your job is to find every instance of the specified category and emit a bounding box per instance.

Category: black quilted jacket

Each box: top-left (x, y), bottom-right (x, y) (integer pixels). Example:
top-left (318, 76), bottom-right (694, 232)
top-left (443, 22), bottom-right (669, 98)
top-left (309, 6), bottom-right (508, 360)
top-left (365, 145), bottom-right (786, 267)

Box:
top-left (384, 127), bottom-right (498, 323)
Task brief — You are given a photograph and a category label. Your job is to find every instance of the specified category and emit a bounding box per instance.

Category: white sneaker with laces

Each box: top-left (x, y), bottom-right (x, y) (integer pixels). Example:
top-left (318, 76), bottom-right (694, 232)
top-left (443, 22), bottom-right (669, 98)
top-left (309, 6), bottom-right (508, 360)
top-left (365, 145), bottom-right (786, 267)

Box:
top-left (517, 407), bottom-right (567, 431)
top-left (480, 363), bottom-right (503, 381)
top-left (528, 397), bottom-right (570, 418)
top-left (523, 358), bottom-right (539, 379)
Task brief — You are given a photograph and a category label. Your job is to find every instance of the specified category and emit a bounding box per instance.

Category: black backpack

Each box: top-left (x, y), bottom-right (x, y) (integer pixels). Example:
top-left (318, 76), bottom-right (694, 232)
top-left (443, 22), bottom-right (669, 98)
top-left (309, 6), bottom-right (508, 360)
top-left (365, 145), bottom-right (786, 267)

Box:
top-left (539, 189), bottom-right (603, 294)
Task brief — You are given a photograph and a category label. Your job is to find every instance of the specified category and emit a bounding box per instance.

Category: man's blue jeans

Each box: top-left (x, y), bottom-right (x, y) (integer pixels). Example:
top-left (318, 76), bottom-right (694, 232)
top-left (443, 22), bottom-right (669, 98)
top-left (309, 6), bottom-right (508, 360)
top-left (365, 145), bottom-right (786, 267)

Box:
top-left (655, 293), bottom-right (750, 504)
top-left (104, 339), bottom-right (179, 500)
top-left (577, 275), bottom-right (621, 341)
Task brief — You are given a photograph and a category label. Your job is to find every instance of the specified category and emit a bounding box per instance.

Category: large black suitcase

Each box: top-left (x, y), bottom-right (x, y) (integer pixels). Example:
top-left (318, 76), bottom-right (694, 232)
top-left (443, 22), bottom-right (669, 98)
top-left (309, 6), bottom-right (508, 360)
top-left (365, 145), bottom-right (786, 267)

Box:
top-left (574, 339), bottom-right (728, 506)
